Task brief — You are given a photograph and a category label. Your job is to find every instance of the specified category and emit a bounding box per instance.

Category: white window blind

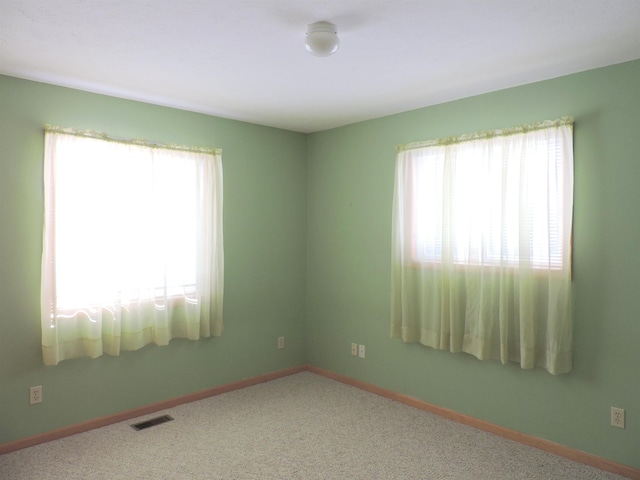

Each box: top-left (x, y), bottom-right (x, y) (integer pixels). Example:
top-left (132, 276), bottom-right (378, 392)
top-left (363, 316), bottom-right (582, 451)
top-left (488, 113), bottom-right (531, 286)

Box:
top-left (409, 128), bottom-right (570, 270)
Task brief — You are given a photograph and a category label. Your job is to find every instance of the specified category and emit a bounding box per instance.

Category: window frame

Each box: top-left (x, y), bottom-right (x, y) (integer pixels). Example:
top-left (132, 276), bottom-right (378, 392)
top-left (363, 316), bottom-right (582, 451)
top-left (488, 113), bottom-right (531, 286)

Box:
top-left (400, 123), bottom-right (573, 275)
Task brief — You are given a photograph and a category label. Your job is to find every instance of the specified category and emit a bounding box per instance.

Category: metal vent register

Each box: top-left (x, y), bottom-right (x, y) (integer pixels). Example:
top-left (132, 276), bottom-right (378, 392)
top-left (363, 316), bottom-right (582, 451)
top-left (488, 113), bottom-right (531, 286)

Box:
top-left (131, 414), bottom-right (174, 431)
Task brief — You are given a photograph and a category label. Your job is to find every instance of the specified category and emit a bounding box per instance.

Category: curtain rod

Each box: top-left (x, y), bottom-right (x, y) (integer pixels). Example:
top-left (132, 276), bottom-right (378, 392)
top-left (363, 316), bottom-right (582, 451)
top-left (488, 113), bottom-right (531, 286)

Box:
top-left (397, 116), bottom-right (574, 153)
top-left (44, 125), bottom-right (221, 156)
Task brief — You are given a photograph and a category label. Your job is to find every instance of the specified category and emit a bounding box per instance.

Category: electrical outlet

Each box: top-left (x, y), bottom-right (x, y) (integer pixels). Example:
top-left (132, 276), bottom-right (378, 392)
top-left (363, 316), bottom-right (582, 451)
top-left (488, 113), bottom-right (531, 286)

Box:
top-left (611, 407), bottom-right (625, 429)
top-left (30, 385), bottom-right (42, 405)
top-left (351, 343), bottom-right (358, 356)
top-left (278, 336), bottom-right (285, 349)
top-left (358, 344), bottom-right (365, 358)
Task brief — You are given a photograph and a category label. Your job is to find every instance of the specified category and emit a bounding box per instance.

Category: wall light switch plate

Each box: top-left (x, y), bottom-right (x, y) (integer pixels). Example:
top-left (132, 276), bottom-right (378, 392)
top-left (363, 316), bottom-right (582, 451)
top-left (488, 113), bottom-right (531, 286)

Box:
top-left (358, 344), bottom-right (365, 358)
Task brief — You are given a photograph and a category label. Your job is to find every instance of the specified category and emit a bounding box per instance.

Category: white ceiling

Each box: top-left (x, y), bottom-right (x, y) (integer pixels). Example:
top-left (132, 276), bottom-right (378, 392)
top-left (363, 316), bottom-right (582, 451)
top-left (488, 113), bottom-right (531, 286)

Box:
top-left (1, 1), bottom-right (640, 133)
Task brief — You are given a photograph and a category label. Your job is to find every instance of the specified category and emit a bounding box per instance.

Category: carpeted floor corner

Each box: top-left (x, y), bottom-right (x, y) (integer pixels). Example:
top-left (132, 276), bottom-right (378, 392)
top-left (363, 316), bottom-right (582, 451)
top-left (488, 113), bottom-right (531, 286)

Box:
top-left (0, 372), bottom-right (629, 479)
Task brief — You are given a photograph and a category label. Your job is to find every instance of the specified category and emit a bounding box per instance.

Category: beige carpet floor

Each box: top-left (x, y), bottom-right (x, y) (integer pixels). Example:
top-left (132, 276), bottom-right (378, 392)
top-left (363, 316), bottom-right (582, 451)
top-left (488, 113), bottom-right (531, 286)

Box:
top-left (0, 372), bottom-right (629, 479)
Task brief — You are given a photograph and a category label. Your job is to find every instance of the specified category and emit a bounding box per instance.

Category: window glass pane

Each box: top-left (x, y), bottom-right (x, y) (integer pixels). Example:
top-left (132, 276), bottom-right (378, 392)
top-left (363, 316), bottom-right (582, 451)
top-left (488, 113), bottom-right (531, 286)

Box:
top-left (53, 136), bottom-right (199, 309)
top-left (408, 131), bottom-right (568, 269)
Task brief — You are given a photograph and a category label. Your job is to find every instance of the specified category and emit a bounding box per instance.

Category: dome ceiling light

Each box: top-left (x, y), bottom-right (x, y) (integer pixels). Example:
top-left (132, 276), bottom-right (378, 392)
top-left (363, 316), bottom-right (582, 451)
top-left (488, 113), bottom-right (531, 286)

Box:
top-left (305, 21), bottom-right (340, 57)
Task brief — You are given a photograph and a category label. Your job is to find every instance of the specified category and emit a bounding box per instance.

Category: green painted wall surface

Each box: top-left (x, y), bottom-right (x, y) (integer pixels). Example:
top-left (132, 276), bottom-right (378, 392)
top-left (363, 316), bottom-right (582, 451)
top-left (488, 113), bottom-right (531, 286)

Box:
top-left (0, 75), bottom-right (308, 443)
top-left (2, 59), bottom-right (640, 470)
top-left (306, 60), bottom-right (640, 468)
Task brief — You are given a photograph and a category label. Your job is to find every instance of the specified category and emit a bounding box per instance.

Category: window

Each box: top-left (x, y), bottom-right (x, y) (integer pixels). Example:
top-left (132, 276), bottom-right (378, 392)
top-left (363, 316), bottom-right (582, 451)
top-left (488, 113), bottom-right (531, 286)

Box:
top-left (410, 136), bottom-right (569, 270)
top-left (41, 127), bottom-right (223, 366)
top-left (391, 118), bottom-right (573, 374)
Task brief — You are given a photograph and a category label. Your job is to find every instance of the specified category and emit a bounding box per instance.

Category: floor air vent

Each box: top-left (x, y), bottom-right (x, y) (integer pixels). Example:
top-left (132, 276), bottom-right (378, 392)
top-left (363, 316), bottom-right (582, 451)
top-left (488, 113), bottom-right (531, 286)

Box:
top-left (131, 414), bottom-right (174, 431)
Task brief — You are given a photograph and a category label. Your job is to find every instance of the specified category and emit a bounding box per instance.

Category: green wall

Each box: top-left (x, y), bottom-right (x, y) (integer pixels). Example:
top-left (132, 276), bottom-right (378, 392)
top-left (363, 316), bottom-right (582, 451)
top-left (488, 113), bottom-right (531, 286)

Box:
top-left (2, 59), bottom-right (640, 470)
top-left (0, 75), bottom-right (308, 443)
top-left (306, 60), bottom-right (640, 468)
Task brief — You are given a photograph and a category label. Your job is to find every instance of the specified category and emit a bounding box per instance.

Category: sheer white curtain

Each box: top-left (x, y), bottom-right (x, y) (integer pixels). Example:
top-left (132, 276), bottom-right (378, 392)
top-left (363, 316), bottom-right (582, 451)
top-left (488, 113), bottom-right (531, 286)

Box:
top-left (42, 127), bottom-right (223, 366)
top-left (391, 118), bottom-right (573, 374)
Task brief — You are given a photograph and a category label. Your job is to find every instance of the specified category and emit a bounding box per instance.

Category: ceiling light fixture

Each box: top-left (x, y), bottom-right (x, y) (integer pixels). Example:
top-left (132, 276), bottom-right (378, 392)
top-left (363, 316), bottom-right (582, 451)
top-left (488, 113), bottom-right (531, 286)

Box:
top-left (305, 21), bottom-right (340, 57)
